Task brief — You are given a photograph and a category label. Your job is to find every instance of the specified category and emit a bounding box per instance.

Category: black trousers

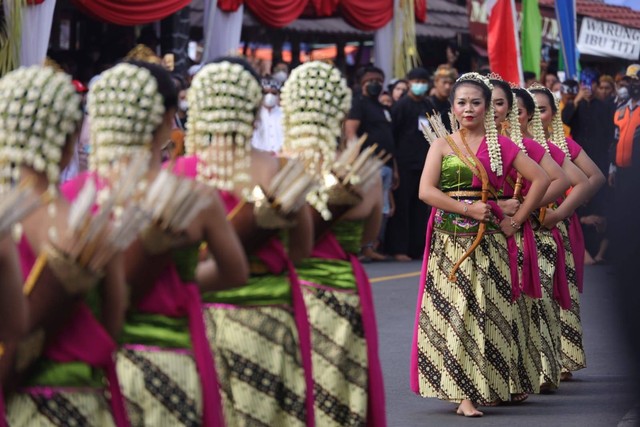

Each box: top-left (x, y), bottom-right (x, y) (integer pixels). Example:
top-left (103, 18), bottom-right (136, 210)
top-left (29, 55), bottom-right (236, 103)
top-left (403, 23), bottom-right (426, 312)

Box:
top-left (385, 167), bottom-right (430, 259)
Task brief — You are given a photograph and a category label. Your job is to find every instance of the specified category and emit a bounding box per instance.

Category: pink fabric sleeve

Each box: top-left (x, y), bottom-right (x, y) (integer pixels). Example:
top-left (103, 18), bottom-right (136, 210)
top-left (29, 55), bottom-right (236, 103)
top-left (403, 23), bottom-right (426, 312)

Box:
top-left (565, 137), bottom-right (582, 161)
top-left (522, 138), bottom-right (546, 164)
top-left (547, 142), bottom-right (567, 166)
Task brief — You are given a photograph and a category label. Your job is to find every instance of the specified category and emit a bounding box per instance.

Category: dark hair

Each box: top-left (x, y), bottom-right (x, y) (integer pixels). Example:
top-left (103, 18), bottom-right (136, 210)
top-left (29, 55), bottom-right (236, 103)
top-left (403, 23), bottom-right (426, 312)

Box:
top-left (523, 71), bottom-right (536, 81)
top-left (529, 86), bottom-right (557, 114)
top-left (210, 56), bottom-right (261, 85)
top-left (512, 87), bottom-right (536, 118)
top-left (126, 60), bottom-right (178, 110)
top-left (490, 79), bottom-right (513, 110)
top-left (388, 79), bottom-right (408, 92)
top-left (358, 65), bottom-right (385, 83)
top-left (449, 79), bottom-right (492, 107)
top-left (171, 73), bottom-right (187, 92)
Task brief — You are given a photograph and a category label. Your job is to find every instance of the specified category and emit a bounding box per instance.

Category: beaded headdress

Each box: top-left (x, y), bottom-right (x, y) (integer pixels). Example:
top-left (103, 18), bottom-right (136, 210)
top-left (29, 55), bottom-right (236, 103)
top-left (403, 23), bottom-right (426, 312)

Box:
top-left (455, 72), bottom-right (503, 176)
top-left (280, 61), bottom-right (352, 216)
top-left (524, 88), bottom-right (549, 152)
top-left (87, 63), bottom-right (165, 177)
top-left (0, 66), bottom-right (82, 192)
top-left (529, 82), bottom-right (569, 155)
top-left (489, 73), bottom-right (525, 155)
top-left (185, 60), bottom-right (262, 195)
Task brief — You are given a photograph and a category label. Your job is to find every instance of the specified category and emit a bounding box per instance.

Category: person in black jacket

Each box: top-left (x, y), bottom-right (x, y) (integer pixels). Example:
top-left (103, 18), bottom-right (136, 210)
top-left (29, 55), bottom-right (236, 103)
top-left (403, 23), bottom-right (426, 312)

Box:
top-left (428, 65), bottom-right (458, 132)
top-left (385, 67), bottom-right (435, 261)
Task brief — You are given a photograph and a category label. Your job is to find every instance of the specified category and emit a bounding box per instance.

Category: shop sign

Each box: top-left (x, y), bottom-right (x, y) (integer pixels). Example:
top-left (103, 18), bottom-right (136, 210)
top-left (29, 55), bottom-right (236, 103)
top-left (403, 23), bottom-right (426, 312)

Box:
top-left (577, 17), bottom-right (640, 60)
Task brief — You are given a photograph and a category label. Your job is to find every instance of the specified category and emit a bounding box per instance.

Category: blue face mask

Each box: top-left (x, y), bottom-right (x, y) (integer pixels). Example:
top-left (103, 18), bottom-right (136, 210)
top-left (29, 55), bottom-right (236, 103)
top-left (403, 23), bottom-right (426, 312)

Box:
top-left (410, 82), bottom-right (428, 96)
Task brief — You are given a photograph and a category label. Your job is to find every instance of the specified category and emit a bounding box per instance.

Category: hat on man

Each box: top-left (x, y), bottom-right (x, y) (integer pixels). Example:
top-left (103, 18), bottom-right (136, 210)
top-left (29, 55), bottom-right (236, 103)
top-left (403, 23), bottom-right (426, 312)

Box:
top-left (625, 64), bottom-right (640, 79)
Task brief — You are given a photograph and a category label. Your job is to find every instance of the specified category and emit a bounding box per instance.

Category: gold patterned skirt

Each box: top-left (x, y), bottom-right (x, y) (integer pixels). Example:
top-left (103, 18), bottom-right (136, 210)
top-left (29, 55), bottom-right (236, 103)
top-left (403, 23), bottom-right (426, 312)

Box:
top-left (417, 230), bottom-right (513, 404)
top-left (204, 303), bottom-right (308, 427)
top-left (532, 229), bottom-right (562, 388)
top-left (116, 347), bottom-right (202, 427)
top-left (300, 282), bottom-right (368, 427)
top-left (557, 220), bottom-right (587, 372)
top-left (6, 388), bottom-right (115, 427)
top-left (510, 232), bottom-right (541, 395)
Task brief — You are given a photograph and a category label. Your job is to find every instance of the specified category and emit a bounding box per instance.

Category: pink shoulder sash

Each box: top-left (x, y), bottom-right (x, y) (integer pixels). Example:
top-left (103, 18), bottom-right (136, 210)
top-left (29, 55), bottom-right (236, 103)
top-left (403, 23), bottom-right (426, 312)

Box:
top-left (550, 228), bottom-right (571, 309)
top-left (567, 213), bottom-right (585, 292)
top-left (16, 236), bottom-right (130, 427)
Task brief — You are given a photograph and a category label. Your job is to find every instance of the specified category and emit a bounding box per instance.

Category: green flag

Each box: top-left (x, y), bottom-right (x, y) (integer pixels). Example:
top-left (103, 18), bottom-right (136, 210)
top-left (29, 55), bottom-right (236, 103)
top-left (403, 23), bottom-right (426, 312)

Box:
top-left (521, 0), bottom-right (542, 78)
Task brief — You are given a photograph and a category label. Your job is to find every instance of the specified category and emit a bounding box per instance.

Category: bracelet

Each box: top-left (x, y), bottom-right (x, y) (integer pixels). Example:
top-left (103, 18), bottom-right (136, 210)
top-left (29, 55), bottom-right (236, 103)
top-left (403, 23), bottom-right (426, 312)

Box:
top-left (510, 218), bottom-right (521, 230)
top-left (461, 203), bottom-right (469, 214)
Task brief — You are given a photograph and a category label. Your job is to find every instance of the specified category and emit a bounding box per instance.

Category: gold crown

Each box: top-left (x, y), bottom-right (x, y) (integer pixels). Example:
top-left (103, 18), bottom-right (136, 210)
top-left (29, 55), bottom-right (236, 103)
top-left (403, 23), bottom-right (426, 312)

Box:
top-left (528, 82), bottom-right (548, 92)
top-left (487, 72), bottom-right (503, 81)
top-left (457, 72), bottom-right (493, 89)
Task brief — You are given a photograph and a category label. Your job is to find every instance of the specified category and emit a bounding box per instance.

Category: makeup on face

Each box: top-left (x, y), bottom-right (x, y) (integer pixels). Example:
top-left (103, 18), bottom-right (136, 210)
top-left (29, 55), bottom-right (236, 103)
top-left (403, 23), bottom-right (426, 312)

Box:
top-left (453, 85), bottom-right (486, 126)
top-left (492, 87), bottom-right (510, 125)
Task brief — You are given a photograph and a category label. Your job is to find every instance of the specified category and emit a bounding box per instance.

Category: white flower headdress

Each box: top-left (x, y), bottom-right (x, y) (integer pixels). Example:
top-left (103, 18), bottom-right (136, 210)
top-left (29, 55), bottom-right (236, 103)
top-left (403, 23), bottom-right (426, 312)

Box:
top-left (551, 97), bottom-right (569, 155)
top-left (280, 61), bottom-right (352, 216)
top-left (0, 66), bottom-right (82, 192)
top-left (525, 88), bottom-right (549, 153)
top-left (185, 60), bottom-right (262, 195)
top-left (456, 72), bottom-right (502, 176)
top-left (87, 62), bottom-right (165, 177)
top-left (489, 73), bottom-right (526, 155)
top-left (529, 83), bottom-right (568, 155)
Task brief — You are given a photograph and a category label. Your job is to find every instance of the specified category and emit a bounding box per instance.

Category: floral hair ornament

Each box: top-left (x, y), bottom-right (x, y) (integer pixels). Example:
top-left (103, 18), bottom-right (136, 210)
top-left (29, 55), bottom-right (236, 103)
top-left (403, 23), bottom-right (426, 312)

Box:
top-left (87, 62), bottom-right (165, 179)
top-left (0, 66), bottom-right (82, 241)
top-left (551, 97), bottom-right (569, 155)
top-left (185, 60), bottom-right (262, 197)
top-left (489, 72), bottom-right (526, 155)
top-left (455, 72), bottom-right (502, 176)
top-left (529, 82), bottom-right (569, 155)
top-left (525, 88), bottom-right (549, 153)
top-left (280, 61), bottom-right (352, 218)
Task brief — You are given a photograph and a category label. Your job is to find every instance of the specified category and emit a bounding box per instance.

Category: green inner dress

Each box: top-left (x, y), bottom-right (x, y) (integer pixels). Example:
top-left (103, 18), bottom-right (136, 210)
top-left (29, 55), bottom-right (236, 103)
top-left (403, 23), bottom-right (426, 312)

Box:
top-left (433, 155), bottom-right (500, 235)
top-left (295, 220), bottom-right (363, 291)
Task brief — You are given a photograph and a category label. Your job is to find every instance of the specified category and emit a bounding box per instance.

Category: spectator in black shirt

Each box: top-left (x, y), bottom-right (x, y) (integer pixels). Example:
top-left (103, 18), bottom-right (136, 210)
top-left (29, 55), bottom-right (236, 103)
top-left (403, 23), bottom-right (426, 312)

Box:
top-left (346, 65), bottom-right (396, 261)
top-left (428, 65), bottom-right (458, 132)
top-left (385, 67), bottom-right (434, 261)
top-left (562, 68), bottom-right (616, 176)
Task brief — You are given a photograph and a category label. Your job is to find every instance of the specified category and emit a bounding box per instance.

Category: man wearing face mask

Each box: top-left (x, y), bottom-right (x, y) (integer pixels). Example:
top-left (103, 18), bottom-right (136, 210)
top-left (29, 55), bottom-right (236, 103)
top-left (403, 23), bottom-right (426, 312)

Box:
top-left (251, 77), bottom-right (284, 153)
top-left (610, 65), bottom-right (640, 189)
top-left (346, 65), bottom-right (396, 261)
top-left (559, 79), bottom-right (579, 137)
top-left (562, 68), bottom-right (616, 177)
top-left (384, 67), bottom-right (435, 261)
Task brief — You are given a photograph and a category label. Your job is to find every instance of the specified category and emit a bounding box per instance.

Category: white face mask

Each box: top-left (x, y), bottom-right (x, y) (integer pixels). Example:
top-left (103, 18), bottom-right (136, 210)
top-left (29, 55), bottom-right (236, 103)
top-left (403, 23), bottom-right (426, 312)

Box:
top-left (263, 93), bottom-right (278, 108)
top-left (179, 99), bottom-right (189, 112)
top-left (273, 71), bottom-right (288, 83)
top-left (553, 91), bottom-right (561, 100)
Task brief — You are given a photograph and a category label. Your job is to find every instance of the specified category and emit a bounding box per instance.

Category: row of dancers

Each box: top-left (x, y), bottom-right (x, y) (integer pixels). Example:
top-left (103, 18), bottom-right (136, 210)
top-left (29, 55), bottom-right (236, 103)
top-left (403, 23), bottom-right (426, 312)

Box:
top-left (412, 72), bottom-right (604, 416)
top-left (0, 59), bottom-right (386, 426)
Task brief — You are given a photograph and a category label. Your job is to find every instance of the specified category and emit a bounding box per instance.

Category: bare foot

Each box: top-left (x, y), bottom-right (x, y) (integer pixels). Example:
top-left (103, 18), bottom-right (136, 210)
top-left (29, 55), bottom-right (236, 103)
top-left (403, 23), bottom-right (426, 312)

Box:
top-left (584, 250), bottom-right (596, 266)
top-left (362, 246), bottom-right (387, 261)
top-left (560, 371), bottom-right (573, 381)
top-left (394, 254), bottom-right (412, 262)
top-left (509, 393), bottom-right (529, 404)
top-left (539, 382), bottom-right (557, 394)
top-left (456, 400), bottom-right (483, 417)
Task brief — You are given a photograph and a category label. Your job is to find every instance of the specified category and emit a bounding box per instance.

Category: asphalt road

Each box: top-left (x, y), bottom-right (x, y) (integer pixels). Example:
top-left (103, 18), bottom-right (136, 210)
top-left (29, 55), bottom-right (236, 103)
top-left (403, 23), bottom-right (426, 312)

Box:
top-left (364, 260), bottom-right (639, 427)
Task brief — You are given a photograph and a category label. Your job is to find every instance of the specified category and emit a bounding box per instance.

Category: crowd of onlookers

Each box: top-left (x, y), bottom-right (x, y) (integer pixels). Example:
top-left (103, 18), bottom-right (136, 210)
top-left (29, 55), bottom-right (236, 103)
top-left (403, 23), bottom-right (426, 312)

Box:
top-left (61, 50), bottom-right (640, 266)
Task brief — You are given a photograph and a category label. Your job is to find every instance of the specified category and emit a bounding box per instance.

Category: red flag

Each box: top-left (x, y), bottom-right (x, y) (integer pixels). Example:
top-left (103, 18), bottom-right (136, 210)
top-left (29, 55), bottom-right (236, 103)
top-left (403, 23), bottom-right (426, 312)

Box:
top-left (486, 0), bottom-right (524, 85)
